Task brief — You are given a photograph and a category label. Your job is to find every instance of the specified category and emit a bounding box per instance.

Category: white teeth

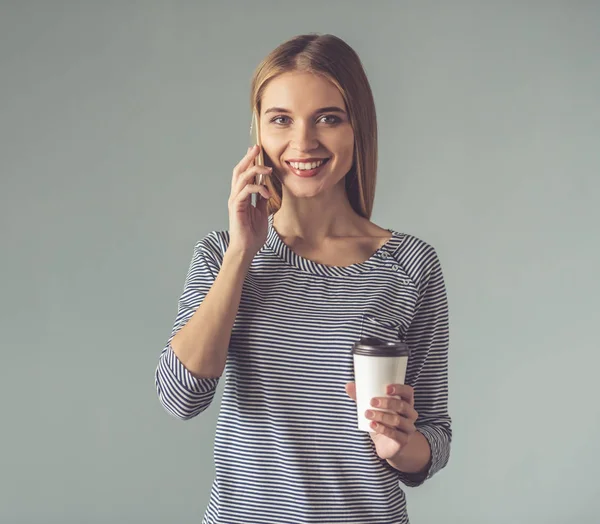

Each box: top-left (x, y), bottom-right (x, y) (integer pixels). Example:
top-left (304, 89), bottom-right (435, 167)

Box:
top-left (289, 159), bottom-right (326, 170)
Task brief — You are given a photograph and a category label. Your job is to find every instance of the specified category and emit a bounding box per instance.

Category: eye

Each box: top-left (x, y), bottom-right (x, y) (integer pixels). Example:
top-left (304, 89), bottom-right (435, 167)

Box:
top-left (319, 114), bottom-right (341, 125)
top-left (270, 115), bottom-right (291, 125)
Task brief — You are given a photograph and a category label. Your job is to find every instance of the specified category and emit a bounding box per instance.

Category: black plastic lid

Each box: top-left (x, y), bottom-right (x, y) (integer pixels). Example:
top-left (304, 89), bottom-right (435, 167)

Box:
top-left (351, 337), bottom-right (410, 357)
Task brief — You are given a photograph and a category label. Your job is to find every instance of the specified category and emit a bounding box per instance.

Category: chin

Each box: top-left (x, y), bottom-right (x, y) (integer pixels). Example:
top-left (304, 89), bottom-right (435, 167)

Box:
top-left (283, 177), bottom-right (348, 200)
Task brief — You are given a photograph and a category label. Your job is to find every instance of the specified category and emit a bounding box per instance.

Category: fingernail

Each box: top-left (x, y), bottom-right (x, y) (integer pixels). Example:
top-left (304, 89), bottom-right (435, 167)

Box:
top-left (371, 398), bottom-right (380, 407)
top-left (365, 410), bottom-right (374, 419)
top-left (387, 386), bottom-right (395, 395)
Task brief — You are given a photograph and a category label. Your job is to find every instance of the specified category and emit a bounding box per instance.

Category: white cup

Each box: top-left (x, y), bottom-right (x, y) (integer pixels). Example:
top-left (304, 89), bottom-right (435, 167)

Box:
top-left (352, 337), bottom-right (411, 432)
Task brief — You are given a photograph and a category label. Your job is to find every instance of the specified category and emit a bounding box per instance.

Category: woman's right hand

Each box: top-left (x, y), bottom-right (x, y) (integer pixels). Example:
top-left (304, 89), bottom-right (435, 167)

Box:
top-left (227, 144), bottom-right (273, 257)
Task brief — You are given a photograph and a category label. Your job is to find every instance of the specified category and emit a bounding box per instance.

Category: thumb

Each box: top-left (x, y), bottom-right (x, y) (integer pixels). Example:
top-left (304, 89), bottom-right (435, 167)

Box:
top-left (345, 382), bottom-right (357, 402)
top-left (256, 191), bottom-right (269, 215)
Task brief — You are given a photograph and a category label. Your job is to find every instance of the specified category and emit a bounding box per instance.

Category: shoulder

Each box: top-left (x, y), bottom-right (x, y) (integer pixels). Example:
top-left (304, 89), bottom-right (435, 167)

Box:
top-left (196, 229), bottom-right (230, 255)
top-left (393, 232), bottom-right (439, 263)
top-left (191, 229), bottom-right (231, 269)
top-left (367, 220), bottom-right (440, 267)
top-left (388, 230), bottom-right (444, 285)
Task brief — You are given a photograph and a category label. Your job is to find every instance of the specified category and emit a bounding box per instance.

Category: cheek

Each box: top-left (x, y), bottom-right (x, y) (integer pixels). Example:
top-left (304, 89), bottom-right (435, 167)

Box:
top-left (338, 139), bottom-right (354, 166)
top-left (261, 137), bottom-right (284, 165)
top-left (334, 131), bottom-right (355, 157)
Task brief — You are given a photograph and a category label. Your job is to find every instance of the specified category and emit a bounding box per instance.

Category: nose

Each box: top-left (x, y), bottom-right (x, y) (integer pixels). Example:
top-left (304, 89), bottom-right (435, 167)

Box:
top-left (290, 121), bottom-right (320, 152)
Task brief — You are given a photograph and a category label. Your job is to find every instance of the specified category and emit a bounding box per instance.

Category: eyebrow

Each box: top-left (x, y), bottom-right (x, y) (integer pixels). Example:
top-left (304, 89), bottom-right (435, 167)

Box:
top-left (263, 106), bottom-right (347, 115)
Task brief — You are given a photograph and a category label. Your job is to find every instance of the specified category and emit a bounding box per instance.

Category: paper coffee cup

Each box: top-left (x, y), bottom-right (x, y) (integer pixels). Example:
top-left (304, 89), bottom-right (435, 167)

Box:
top-left (351, 337), bottom-right (411, 432)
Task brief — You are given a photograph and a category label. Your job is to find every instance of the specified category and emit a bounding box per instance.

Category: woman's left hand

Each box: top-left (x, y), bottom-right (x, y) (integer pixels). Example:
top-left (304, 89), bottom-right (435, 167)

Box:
top-left (345, 382), bottom-right (419, 461)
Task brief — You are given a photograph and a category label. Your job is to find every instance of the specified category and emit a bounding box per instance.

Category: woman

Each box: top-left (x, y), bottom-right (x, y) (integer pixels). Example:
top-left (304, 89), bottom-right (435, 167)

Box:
top-left (155, 33), bottom-right (451, 524)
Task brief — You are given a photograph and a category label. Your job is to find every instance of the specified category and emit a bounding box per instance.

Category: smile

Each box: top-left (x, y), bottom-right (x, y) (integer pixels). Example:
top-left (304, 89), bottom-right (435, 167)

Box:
top-left (285, 158), bottom-right (331, 178)
top-left (287, 159), bottom-right (329, 170)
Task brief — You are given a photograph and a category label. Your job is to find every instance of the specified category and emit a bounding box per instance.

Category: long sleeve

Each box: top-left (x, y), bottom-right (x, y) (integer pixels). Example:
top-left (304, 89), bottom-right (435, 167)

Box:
top-left (396, 245), bottom-right (452, 487)
top-left (155, 233), bottom-right (224, 420)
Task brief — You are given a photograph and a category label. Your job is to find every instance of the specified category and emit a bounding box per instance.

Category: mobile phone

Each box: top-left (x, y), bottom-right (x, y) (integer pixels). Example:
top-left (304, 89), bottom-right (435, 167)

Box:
top-left (249, 110), bottom-right (266, 207)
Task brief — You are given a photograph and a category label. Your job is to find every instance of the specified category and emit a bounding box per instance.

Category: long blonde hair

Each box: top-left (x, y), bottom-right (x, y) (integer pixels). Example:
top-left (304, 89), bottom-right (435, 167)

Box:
top-left (250, 33), bottom-right (378, 218)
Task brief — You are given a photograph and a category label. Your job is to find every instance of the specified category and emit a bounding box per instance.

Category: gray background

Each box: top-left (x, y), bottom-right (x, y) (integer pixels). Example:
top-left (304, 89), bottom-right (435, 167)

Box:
top-left (1, 1), bottom-right (599, 523)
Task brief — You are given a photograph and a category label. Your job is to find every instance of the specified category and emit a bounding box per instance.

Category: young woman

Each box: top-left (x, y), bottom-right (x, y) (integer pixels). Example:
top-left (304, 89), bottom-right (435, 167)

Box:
top-left (155, 33), bottom-right (451, 524)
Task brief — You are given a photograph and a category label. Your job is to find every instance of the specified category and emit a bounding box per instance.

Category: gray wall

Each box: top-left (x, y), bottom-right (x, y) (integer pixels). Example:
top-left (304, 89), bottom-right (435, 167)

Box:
top-left (1, 1), bottom-right (599, 523)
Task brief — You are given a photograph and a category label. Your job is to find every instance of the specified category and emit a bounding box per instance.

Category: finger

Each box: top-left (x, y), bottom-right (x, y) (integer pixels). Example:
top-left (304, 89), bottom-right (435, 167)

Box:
top-left (366, 408), bottom-right (402, 428)
top-left (370, 396), bottom-right (404, 414)
top-left (232, 145), bottom-right (260, 180)
top-left (366, 408), bottom-right (415, 431)
top-left (370, 396), bottom-right (418, 421)
top-left (232, 183), bottom-right (270, 206)
top-left (231, 168), bottom-right (272, 203)
top-left (405, 403), bottom-right (418, 422)
top-left (256, 189), bottom-right (270, 213)
top-left (369, 420), bottom-right (410, 446)
top-left (345, 382), bottom-right (357, 402)
top-left (386, 384), bottom-right (414, 406)
top-left (234, 165), bottom-right (272, 195)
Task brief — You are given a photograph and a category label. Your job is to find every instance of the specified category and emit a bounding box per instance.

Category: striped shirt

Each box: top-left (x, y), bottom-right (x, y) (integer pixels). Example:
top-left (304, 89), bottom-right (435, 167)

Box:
top-left (155, 213), bottom-right (451, 524)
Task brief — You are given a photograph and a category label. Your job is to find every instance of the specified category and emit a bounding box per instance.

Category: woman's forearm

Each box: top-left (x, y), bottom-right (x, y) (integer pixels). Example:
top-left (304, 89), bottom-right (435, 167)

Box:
top-left (170, 247), bottom-right (253, 379)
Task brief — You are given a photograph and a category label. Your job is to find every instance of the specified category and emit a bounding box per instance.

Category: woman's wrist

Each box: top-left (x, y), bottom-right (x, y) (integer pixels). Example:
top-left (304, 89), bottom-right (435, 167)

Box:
top-left (386, 430), bottom-right (431, 475)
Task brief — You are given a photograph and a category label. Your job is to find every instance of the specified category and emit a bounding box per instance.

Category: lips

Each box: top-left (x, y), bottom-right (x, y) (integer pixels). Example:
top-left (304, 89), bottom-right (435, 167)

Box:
top-left (284, 158), bottom-right (331, 178)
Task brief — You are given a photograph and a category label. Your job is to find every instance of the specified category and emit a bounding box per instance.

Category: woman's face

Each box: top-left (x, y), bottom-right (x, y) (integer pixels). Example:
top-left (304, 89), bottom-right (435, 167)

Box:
top-left (259, 71), bottom-right (355, 200)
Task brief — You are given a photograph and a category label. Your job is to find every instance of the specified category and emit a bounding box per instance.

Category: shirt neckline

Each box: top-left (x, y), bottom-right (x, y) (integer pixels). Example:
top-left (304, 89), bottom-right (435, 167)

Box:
top-left (265, 213), bottom-right (403, 277)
